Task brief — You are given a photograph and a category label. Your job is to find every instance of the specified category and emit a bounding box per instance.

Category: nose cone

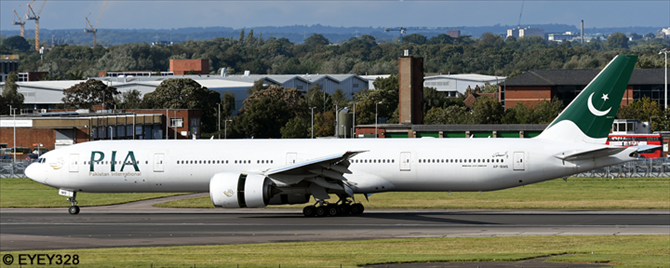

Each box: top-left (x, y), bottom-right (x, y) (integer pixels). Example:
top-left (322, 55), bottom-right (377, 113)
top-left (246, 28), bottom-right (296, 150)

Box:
top-left (25, 161), bottom-right (42, 183)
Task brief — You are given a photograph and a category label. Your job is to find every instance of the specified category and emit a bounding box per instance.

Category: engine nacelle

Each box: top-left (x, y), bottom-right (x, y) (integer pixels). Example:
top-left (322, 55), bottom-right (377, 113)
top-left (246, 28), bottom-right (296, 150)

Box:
top-left (210, 172), bottom-right (276, 208)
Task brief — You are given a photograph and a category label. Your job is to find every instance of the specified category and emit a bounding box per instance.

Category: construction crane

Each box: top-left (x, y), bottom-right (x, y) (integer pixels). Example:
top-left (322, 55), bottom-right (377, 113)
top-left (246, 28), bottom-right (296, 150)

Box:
top-left (517, 0), bottom-right (525, 28)
top-left (385, 27), bottom-right (414, 42)
top-left (385, 27), bottom-right (452, 42)
top-left (26, 0), bottom-right (47, 51)
top-left (85, 0), bottom-right (108, 47)
top-left (12, 9), bottom-right (28, 38)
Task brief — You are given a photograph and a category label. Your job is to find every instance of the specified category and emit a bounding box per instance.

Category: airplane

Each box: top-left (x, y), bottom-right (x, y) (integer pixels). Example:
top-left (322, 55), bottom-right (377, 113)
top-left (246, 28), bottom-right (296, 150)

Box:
top-left (26, 54), bottom-right (647, 216)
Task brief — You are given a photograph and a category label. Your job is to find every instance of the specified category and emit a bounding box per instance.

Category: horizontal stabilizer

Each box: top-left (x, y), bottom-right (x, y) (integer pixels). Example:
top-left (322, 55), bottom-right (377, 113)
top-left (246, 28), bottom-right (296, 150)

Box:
top-left (630, 144), bottom-right (661, 152)
top-left (555, 146), bottom-right (627, 161)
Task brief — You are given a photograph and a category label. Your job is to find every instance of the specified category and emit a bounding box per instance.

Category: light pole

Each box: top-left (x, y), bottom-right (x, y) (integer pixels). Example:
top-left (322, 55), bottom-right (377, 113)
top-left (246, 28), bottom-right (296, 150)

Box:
top-left (375, 101), bottom-right (382, 138)
top-left (165, 108), bottom-right (169, 140)
top-left (335, 104), bottom-right (339, 138)
top-left (217, 103), bottom-right (221, 139)
top-left (310, 107), bottom-right (316, 139)
top-left (659, 48), bottom-right (669, 110)
top-left (224, 119), bottom-right (232, 139)
top-left (9, 105), bottom-right (16, 178)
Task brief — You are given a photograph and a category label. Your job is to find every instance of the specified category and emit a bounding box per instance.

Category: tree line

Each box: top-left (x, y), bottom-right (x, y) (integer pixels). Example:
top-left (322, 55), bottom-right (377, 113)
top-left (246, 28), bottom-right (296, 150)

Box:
top-left (2, 31), bottom-right (668, 81)
top-left (2, 31), bottom-right (669, 134)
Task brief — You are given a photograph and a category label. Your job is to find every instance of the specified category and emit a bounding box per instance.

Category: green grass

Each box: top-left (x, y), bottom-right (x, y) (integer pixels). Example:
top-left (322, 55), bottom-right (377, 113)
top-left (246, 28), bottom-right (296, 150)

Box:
top-left (156, 177), bottom-right (670, 209)
top-left (0, 178), bottom-right (186, 208)
top-left (0, 235), bottom-right (667, 267)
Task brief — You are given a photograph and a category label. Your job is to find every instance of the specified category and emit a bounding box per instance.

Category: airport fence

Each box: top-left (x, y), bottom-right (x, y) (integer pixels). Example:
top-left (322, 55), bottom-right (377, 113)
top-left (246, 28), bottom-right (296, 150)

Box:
top-left (0, 159), bottom-right (32, 178)
top-left (2, 158), bottom-right (669, 179)
top-left (573, 157), bottom-right (670, 178)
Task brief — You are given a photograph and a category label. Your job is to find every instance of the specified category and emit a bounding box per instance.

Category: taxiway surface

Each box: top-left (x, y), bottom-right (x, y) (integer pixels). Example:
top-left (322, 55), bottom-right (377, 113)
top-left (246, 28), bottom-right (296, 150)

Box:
top-left (1, 209), bottom-right (668, 251)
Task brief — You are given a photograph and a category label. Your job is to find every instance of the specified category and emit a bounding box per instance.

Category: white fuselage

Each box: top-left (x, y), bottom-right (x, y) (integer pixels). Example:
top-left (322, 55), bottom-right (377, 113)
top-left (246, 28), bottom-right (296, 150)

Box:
top-left (26, 138), bottom-right (635, 194)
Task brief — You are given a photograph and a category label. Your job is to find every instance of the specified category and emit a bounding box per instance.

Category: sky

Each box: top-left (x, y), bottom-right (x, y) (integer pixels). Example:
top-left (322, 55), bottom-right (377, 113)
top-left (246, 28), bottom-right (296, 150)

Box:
top-left (1, 0), bottom-right (668, 32)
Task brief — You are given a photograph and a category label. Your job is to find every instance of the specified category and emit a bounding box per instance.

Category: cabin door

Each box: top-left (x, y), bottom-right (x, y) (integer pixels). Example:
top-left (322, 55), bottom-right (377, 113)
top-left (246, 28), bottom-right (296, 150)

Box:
top-left (286, 153), bottom-right (297, 165)
top-left (153, 153), bottom-right (165, 172)
top-left (513, 152), bottom-right (525, 171)
top-left (399, 152), bottom-right (411, 171)
top-left (69, 154), bottom-right (79, 173)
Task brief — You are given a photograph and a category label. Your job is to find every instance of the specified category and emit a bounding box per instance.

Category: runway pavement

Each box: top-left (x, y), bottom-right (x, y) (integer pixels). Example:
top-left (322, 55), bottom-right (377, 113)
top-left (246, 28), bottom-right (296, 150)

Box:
top-left (1, 206), bottom-right (668, 251)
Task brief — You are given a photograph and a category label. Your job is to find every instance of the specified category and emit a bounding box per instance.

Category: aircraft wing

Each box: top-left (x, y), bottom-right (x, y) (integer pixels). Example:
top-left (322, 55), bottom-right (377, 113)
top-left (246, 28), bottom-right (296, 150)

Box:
top-left (265, 150), bottom-right (367, 185)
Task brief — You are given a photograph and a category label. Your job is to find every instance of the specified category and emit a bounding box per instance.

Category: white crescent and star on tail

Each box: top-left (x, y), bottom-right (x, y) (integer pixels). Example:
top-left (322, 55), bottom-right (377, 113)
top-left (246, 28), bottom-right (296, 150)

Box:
top-left (587, 92), bottom-right (611, 117)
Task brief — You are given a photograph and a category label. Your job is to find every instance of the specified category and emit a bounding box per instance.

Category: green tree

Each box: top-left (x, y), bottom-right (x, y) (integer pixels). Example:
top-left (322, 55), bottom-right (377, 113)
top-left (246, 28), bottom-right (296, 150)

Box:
top-left (423, 87), bottom-right (449, 114)
top-left (353, 75), bottom-right (399, 124)
top-left (240, 85), bottom-right (306, 118)
top-left (656, 109), bottom-right (670, 131)
top-left (281, 116), bottom-right (309, 138)
top-left (402, 34), bottom-right (427, 45)
top-left (2, 72), bottom-right (24, 112)
top-left (479, 32), bottom-right (504, 49)
top-left (617, 97), bottom-right (663, 131)
top-left (114, 89), bottom-right (143, 109)
top-left (3, 36), bottom-right (31, 52)
top-left (331, 89), bottom-right (349, 108)
top-left (443, 105), bottom-right (472, 124)
top-left (0, 95), bottom-right (8, 115)
top-left (534, 97), bottom-right (565, 123)
top-left (61, 79), bottom-right (118, 109)
top-left (424, 107), bottom-right (447, 124)
top-left (471, 97), bottom-right (504, 124)
top-left (66, 69), bottom-right (85, 80)
top-left (314, 111), bottom-right (335, 137)
top-left (503, 103), bottom-right (536, 124)
top-left (306, 83), bottom-right (332, 114)
top-left (221, 90), bottom-right (236, 118)
top-left (607, 32), bottom-right (629, 49)
top-left (141, 78), bottom-right (220, 132)
top-left (304, 33), bottom-right (330, 47)
top-left (427, 34), bottom-right (453, 45)
top-left (235, 97), bottom-right (291, 138)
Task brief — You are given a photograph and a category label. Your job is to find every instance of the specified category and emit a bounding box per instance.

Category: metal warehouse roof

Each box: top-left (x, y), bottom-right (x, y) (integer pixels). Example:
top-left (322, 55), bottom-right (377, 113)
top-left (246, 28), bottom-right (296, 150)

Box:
top-left (505, 69), bottom-right (666, 86)
top-left (424, 74), bottom-right (506, 82)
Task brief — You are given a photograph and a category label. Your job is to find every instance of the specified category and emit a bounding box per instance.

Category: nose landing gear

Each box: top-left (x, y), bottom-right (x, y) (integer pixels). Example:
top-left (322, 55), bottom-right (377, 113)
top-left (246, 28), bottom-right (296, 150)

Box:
top-left (67, 192), bottom-right (80, 215)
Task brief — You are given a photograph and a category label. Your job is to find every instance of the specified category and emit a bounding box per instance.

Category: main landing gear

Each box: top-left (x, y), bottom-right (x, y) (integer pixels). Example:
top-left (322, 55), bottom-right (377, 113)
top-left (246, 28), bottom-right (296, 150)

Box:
top-left (67, 192), bottom-right (80, 215)
top-left (302, 199), bottom-right (364, 217)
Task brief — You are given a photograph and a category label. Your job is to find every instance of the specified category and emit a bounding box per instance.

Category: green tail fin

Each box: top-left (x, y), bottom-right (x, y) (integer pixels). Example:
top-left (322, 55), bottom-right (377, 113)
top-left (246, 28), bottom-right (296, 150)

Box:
top-left (538, 55), bottom-right (637, 143)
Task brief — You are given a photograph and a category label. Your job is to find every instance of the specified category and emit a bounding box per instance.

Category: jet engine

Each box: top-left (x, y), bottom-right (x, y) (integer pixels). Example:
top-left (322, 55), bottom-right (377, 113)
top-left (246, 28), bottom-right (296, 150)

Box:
top-left (210, 172), bottom-right (279, 208)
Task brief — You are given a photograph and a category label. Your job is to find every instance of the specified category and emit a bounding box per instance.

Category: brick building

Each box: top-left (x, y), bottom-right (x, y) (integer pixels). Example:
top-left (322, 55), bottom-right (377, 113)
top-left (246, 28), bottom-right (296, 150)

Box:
top-left (502, 69), bottom-right (667, 109)
top-left (0, 109), bottom-right (200, 154)
top-left (169, 59), bottom-right (209, 75)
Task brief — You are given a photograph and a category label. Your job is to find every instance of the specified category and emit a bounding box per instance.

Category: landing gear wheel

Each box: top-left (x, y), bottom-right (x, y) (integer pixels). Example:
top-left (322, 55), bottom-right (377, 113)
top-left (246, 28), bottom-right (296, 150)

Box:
top-left (326, 205), bottom-right (339, 216)
top-left (66, 192), bottom-right (79, 215)
top-left (315, 206), bottom-right (326, 217)
top-left (337, 204), bottom-right (351, 215)
top-left (303, 206), bottom-right (316, 217)
top-left (68, 205), bottom-right (80, 215)
top-left (350, 203), bottom-right (364, 215)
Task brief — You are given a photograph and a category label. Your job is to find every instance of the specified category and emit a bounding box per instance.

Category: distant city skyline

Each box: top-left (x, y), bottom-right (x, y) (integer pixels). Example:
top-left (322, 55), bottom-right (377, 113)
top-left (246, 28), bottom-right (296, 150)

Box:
top-left (1, 1), bottom-right (668, 32)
